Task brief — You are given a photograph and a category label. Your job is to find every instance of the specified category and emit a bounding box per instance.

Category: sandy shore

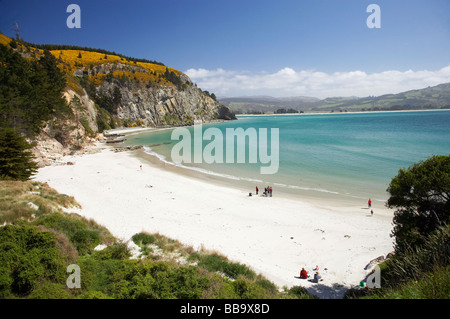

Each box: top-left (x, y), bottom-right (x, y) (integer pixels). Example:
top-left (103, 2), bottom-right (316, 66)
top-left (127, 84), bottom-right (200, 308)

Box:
top-left (33, 142), bottom-right (394, 299)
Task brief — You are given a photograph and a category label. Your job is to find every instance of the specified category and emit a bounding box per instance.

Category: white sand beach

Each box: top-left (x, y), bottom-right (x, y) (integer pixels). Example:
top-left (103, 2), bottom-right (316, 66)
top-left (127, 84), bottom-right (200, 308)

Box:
top-left (33, 142), bottom-right (394, 299)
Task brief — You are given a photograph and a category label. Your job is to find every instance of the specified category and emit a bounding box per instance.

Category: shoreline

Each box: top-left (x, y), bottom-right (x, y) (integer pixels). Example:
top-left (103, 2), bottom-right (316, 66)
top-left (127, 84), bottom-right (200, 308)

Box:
top-left (33, 141), bottom-right (395, 299)
top-left (122, 121), bottom-right (390, 207)
top-left (133, 146), bottom-right (387, 209)
top-left (236, 108), bottom-right (450, 117)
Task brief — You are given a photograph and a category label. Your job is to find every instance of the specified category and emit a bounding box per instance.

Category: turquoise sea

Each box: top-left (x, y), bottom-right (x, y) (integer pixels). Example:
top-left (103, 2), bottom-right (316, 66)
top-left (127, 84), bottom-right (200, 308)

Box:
top-left (125, 110), bottom-right (450, 204)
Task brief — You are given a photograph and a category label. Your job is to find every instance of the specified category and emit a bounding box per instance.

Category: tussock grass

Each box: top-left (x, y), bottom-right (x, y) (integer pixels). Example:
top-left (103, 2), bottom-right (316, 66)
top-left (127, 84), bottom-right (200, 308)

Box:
top-left (0, 181), bottom-right (80, 224)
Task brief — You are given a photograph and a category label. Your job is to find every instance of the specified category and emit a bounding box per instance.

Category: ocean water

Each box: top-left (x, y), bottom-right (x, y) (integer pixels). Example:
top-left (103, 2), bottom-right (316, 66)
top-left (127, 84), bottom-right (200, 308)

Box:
top-left (125, 110), bottom-right (450, 204)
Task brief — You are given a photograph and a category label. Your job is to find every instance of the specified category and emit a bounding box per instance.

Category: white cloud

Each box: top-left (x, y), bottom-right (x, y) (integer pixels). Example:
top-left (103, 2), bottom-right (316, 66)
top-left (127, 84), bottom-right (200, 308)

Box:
top-left (185, 66), bottom-right (450, 99)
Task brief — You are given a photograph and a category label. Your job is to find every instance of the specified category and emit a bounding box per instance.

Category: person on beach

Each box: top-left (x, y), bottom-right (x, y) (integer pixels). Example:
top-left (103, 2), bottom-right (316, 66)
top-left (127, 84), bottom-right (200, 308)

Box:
top-left (371, 209), bottom-right (374, 216)
top-left (269, 187), bottom-right (272, 197)
top-left (300, 268), bottom-right (308, 279)
top-left (368, 198), bottom-right (372, 208)
top-left (313, 271), bottom-right (322, 283)
top-left (256, 186), bottom-right (259, 195)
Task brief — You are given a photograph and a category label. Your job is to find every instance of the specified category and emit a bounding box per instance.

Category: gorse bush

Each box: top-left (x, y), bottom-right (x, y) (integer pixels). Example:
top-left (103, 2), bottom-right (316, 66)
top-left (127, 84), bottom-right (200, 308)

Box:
top-left (132, 232), bottom-right (156, 246)
top-left (71, 229), bottom-right (101, 255)
top-left (109, 260), bottom-right (210, 299)
top-left (194, 253), bottom-right (257, 280)
top-left (33, 212), bottom-right (114, 255)
top-left (0, 225), bottom-right (67, 297)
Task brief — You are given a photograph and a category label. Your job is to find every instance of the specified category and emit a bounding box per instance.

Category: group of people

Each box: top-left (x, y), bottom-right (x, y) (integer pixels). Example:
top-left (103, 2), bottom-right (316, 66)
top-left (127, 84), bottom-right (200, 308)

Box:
top-left (255, 186), bottom-right (273, 197)
top-left (299, 265), bottom-right (322, 283)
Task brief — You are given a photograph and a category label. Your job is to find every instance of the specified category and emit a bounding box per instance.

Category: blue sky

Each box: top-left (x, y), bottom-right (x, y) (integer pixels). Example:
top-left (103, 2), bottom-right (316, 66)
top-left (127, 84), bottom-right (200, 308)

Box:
top-left (1, 0), bottom-right (449, 98)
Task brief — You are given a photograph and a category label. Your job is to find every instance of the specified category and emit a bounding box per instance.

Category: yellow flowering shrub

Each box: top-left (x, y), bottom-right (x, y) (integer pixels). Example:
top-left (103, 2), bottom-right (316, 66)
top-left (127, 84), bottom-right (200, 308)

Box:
top-left (0, 34), bottom-right (184, 89)
top-left (0, 34), bottom-right (11, 46)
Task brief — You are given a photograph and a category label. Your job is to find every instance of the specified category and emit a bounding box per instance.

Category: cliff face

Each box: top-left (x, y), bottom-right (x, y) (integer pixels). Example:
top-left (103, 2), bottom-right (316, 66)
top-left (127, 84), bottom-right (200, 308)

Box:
top-left (38, 53), bottom-right (236, 166)
top-left (0, 34), bottom-right (236, 166)
top-left (96, 69), bottom-right (233, 127)
top-left (75, 60), bottom-right (236, 128)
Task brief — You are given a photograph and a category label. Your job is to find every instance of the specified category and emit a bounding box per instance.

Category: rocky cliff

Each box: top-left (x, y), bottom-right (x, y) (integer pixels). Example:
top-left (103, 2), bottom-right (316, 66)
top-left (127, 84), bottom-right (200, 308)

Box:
top-left (88, 62), bottom-right (235, 127)
top-left (0, 35), bottom-right (237, 166)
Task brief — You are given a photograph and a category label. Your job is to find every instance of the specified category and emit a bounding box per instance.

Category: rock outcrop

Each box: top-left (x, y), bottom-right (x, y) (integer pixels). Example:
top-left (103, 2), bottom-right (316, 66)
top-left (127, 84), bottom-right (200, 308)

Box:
top-left (32, 61), bottom-right (236, 167)
top-left (86, 62), bottom-right (236, 127)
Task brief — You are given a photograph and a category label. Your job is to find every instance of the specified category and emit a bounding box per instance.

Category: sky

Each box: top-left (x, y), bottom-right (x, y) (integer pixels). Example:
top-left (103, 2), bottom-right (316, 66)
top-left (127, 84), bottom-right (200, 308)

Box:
top-left (1, 0), bottom-right (449, 98)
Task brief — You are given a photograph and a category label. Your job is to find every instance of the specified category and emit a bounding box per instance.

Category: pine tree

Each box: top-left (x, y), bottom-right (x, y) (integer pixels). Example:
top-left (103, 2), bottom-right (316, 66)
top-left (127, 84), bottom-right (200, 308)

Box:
top-left (0, 128), bottom-right (38, 181)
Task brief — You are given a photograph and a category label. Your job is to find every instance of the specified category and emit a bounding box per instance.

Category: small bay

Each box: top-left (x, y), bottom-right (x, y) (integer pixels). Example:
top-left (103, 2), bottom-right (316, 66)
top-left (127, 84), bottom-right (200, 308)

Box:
top-left (125, 110), bottom-right (450, 204)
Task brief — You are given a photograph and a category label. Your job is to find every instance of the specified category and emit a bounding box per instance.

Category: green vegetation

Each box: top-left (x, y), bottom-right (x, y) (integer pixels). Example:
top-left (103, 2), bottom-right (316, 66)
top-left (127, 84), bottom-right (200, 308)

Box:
top-left (0, 224), bottom-right (69, 297)
top-left (0, 128), bottom-right (38, 181)
top-left (0, 44), bottom-right (71, 137)
top-left (387, 155), bottom-right (450, 252)
top-left (163, 67), bottom-right (185, 90)
top-left (191, 253), bottom-right (257, 280)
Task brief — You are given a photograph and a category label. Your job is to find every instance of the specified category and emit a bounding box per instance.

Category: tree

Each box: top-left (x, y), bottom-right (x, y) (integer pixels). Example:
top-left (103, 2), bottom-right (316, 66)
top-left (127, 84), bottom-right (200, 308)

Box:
top-left (386, 155), bottom-right (450, 252)
top-left (0, 128), bottom-right (38, 181)
top-left (0, 44), bottom-right (70, 136)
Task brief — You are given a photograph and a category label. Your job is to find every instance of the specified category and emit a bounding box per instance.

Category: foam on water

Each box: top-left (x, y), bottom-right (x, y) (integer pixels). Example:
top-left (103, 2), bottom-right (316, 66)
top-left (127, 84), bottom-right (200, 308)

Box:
top-left (128, 110), bottom-right (450, 202)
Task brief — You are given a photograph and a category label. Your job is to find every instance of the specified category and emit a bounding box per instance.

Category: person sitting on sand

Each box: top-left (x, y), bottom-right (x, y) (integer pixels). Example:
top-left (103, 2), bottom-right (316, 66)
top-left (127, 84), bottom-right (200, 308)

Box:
top-left (300, 268), bottom-right (308, 279)
top-left (313, 271), bottom-right (322, 283)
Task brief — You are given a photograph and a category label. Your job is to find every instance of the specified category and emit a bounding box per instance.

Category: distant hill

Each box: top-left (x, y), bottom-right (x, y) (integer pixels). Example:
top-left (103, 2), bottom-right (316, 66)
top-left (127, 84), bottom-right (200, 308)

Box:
top-left (220, 96), bottom-right (321, 114)
top-left (220, 83), bottom-right (450, 114)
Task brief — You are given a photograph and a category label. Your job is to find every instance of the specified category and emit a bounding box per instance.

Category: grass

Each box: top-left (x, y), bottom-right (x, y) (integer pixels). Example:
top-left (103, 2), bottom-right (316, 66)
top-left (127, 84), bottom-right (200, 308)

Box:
top-left (353, 266), bottom-right (450, 299)
top-left (0, 180), bottom-right (80, 224)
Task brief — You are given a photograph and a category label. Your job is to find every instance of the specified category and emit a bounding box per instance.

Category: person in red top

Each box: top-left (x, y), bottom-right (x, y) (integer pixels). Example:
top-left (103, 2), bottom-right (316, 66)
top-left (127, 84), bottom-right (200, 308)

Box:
top-left (300, 268), bottom-right (308, 279)
top-left (368, 198), bottom-right (372, 208)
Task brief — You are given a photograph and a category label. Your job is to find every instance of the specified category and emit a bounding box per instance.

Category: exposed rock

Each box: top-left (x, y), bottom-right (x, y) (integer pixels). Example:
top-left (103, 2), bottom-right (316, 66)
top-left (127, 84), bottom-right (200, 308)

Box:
top-left (98, 79), bottom-right (235, 126)
top-left (113, 145), bottom-right (143, 152)
top-left (364, 255), bottom-right (385, 270)
top-left (31, 62), bottom-right (236, 167)
top-left (27, 202), bottom-right (39, 211)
